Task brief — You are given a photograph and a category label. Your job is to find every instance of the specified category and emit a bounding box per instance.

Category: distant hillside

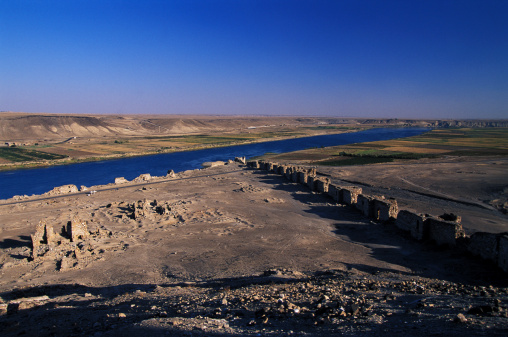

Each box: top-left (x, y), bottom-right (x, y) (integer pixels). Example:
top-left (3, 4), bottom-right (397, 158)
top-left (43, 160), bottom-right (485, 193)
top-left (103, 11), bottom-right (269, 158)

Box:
top-left (1, 112), bottom-right (507, 142)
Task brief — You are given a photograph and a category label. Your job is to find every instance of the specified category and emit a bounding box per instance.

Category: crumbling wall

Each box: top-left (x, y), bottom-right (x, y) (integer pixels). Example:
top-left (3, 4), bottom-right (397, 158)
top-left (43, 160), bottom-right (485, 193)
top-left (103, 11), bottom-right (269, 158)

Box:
top-left (468, 232), bottom-right (499, 261)
top-left (372, 198), bottom-right (398, 222)
top-left (327, 184), bottom-right (340, 202)
top-left (67, 216), bottom-right (90, 242)
top-left (297, 171), bottom-right (308, 184)
top-left (355, 194), bottom-right (374, 217)
top-left (315, 178), bottom-right (329, 193)
top-left (234, 156), bottom-right (246, 164)
top-left (396, 210), bottom-right (428, 240)
top-left (247, 160), bottom-right (260, 169)
top-left (341, 187), bottom-right (362, 205)
top-left (246, 159), bottom-right (507, 274)
top-left (31, 220), bottom-right (58, 259)
top-left (306, 176), bottom-right (317, 191)
top-left (290, 168), bottom-right (298, 183)
top-left (427, 216), bottom-right (464, 246)
top-left (133, 173), bottom-right (151, 182)
top-left (45, 184), bottom-right (79, 196)
top-left (498, 235), bottom-right (508, 273)
top-left (29, 215), bottom-right (116, 271)
top-left (115, 177), bottom-right (129, 184)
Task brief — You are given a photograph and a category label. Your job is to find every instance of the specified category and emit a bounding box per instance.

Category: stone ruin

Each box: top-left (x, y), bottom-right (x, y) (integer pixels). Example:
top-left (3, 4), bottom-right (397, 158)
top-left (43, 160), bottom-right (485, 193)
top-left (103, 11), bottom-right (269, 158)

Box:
top-left (235, 156), bottom-right (246, 164)
top-left (129, 199), bottom-right (174, 220)
top-left (30, 215), bottom-right (114, 271)
top-left (44, 184), bottom-right (79, 196)
top-left (247, 159), bottom-right (508, 273)
top-left (115, 177), bottom-right (129, 184)
top-left (133, 173), bottom-right (152, 182)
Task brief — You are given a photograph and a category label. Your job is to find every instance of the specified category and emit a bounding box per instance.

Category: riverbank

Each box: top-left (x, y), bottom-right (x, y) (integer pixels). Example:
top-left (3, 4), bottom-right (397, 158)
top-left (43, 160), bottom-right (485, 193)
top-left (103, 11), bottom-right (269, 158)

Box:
top-left (0, 127), bottom-right (364, 172)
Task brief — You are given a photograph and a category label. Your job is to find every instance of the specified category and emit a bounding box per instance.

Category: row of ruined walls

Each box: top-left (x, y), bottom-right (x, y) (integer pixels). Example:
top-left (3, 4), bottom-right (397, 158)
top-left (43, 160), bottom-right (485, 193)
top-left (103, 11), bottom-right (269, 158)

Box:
top-left (247, 160), bottom-right (508, 273)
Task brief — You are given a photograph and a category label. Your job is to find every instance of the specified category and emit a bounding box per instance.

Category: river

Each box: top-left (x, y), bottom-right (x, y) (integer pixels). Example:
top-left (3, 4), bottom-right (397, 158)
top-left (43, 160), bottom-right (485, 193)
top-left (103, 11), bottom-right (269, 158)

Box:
top-left (0, 127), bottom-right (429, 199)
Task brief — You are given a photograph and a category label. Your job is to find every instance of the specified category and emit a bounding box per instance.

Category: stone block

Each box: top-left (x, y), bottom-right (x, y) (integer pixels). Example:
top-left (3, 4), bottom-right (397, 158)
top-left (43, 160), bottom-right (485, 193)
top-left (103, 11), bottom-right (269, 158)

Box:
top-left (467, 232), bottom-right (499, 262)
top-left (291, 170), bottom-right (299, 183)
top-left (341, 187), bottom-right (362, 205)
top-left (315, 178), bottom-right (329, 193)
top-left (306, 176), bottom-right (317, 191)
top-left (297, 171), bottom-right (308, 184)
top-left (427, 217), bottom-right (464, 246)
top-left (47, 184), bottom-right (79, 195)
top-left (234, 156), bottom-right (246, 164)
top-left (247, 160), bottom-right (259, 169)
top-left (115, 177), bottom-right (129, 184)
top-left (67, 216), bottom-right (89, 242)
top-left (372, 198), bottom-right (398, 222)
top-left (498, 234), bottom-right (508, 273)
top-left (327, 184), bottom-right (340, 202)
top-left (396, 210), bottom-right (428, 240)
top-left (355, 194), bottom-right (374, 217)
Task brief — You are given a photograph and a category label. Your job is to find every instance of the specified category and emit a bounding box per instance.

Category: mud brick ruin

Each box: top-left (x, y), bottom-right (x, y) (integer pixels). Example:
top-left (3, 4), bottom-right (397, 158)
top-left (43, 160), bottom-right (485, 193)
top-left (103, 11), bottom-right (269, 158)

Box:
top-left (30, 215), bottom-right (114, 270)
top-left (247, 159), bottom-right (508, 273)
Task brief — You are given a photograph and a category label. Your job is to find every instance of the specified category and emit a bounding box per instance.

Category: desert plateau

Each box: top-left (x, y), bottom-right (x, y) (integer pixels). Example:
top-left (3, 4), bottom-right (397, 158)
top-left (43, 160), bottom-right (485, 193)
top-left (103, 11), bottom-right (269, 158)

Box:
top-left (0, 114), bottom-right (508, 336)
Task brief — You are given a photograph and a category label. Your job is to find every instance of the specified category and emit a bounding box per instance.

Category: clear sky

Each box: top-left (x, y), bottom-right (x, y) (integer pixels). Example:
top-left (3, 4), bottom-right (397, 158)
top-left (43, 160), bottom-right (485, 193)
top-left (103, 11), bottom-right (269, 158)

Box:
top-left (1, 0), bottom-right (507, 118)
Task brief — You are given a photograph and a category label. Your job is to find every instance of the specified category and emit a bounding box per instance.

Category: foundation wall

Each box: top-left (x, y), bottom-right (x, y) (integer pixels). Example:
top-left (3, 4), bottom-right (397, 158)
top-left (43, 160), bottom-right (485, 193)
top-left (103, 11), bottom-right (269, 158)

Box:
top-left (297, 171), bottom-right (308, 184)
top-left (396, 210), bottom-right (428, 240)
top-left (316, 179), bottom-right (329, 193)
top-left (467, 232), bottom-right (499, 262)
top-left (498, 235), bottom-right (508, 273)
top-left (372, 198), bottom-right (398, 222)
top-left (327, 184), bottom-right (340, 202)
top-left (306, 176), bottom-right (317, 191)
top-left (355, 194), bottom-right (373, 217)
top-left (427, 218), bottom-right (463, 246)
top-left (247, 160), bottom-right (507, 274)
top-left (341, 187), bottom-right (361, 205)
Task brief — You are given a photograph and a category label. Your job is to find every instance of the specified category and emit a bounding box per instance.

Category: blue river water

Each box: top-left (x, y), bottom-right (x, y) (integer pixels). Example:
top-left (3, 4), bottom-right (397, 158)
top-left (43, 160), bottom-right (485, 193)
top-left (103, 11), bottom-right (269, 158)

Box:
top-left (0, 127), bottom-right (429, 199)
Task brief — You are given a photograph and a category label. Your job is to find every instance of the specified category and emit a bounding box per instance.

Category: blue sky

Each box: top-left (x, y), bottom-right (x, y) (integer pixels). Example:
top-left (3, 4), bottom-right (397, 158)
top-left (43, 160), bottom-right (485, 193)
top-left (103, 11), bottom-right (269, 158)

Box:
top-left (1, 0), bottom-right (507, 118)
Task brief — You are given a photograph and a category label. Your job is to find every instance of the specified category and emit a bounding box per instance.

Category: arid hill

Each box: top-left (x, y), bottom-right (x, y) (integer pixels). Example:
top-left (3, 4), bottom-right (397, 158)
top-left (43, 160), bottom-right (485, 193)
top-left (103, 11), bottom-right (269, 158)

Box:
top-left (3, 112), bottom-right (506, 143)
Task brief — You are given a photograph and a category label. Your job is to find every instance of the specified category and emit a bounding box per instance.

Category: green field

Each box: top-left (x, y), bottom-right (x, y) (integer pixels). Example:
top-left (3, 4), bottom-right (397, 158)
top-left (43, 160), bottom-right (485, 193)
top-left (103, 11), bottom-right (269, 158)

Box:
top-left (0, 147), bottom-right (67, 162)
top-left (257, 128), bottom-right (508, 166)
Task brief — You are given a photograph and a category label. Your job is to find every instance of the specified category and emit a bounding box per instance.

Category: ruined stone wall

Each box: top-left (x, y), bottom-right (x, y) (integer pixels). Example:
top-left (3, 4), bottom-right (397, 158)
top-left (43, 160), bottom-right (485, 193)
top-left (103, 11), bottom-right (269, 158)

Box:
top-left (45, 184), bottom-right (79, 196)
top-left (297, 171), bottom-right (308, 185)
top-left (396, 210), bottom-right (428, 241)
top-left (468, 232), bottom-right (499, 261)
top-left (355, 194), bottom-right (373, 217)
top-left (315, 178), bottom-right (329, 194)
top-left (247, 159), bottom-right (507, 273)
top-left (498, 235), bottom-right (508, 273)
top-left (426, 217), bottom-right (464, 246)
top-left (306, 176), bottom-right (317, 191)
top-left (327, 184), bottom-right (340, 202)
top-left (372, 198), bottom-right (398, 222)
top-left (341, 187), bottom-right (361, 205)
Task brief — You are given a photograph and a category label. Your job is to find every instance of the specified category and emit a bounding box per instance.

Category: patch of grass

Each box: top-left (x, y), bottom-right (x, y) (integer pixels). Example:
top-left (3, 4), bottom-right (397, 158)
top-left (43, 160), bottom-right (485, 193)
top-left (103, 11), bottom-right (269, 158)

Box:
top-left (0, 147), bottom-right (67, 162)
top-left (336, 150), bottom-right (437, 160)
top-left (304, 126), bottom-right (356, 131)
top-left (319, 157), bottom-right (395, 166)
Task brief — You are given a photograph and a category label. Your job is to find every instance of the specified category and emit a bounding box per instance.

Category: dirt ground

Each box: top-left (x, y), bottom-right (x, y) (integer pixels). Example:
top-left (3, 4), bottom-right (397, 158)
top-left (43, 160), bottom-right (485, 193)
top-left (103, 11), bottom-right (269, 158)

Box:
top-left (0, 160), bottom-right (507, 336)
top-left (314, 156), bottom-right (508, 235)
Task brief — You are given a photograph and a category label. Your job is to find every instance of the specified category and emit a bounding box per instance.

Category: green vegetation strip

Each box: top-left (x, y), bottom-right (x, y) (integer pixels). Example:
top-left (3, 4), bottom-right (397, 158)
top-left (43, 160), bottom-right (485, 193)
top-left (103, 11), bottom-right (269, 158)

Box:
top-left (257, 127), bottom-right (508, 166)
top-left (0, 147), bottom-right (67, 162)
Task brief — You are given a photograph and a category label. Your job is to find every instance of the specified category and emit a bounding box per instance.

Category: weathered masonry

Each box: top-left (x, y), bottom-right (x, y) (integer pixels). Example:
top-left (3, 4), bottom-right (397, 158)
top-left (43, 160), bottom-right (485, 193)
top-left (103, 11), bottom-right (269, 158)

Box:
top-left (247, 159), bottom-right (508, 273)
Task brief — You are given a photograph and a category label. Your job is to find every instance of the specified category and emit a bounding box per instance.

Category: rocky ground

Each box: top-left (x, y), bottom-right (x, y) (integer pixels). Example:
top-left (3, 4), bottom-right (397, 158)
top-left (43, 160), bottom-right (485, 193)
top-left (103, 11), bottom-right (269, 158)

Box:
top-left (1, 161), bottom-right (507, 336)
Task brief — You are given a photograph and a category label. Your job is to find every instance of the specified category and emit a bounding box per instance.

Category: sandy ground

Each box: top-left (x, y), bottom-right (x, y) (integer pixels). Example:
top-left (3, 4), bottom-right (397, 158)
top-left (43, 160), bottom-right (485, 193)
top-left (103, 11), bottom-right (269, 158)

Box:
top-left (0, 162), bottom-right (507, 336)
